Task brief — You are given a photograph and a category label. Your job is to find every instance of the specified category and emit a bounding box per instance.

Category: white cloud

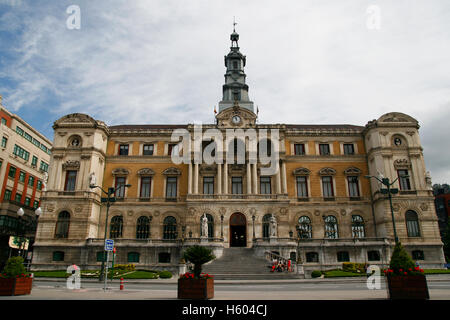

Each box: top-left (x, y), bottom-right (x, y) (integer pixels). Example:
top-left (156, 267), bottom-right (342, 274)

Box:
top-left (1, 0), bottom-right (450, 181)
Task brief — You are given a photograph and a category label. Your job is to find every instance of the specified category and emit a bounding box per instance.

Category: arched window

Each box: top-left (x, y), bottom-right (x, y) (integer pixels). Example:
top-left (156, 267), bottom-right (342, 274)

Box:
top-left (297, 216), bottom-right (312, 239)
top-left (200, 214), bottom-right (214, 238)
top-left (163, 216), bottom-right (177, 240)
top-left (337, 251), bottom-right (350, 262)
top-left (55, 211), bottom-right (70, 238)
top-left (368, 250), bottom-right (381, 261)
top-left (110, 216), bottom-right (123, 238)
top-left (405, 210), bottom-right (420, 237)
top-left (351, 215), bottom-right (365, 238)
top-left (262, 214), bottom-right (271, 238)
top-left (136, 216), bottom-right (150, 239)
top-left (412, 250), bottom-right (425, 260)
top-left (52, 251), bottom-right (65, 261)
top-left (159, 252), bottom-right (171, 263)
top-left (324, 215), bottom-right (338, 239)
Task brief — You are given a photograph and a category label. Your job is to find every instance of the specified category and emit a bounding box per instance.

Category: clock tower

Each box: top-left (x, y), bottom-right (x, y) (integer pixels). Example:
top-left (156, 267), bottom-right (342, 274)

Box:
top-left (216, 25), bottom-right (257, 127)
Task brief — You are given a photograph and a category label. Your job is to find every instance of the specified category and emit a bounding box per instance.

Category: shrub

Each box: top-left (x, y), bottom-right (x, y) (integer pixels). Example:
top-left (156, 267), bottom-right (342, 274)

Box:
top-left (1, 256), bottom-right (29, 278)
top-left (114, 264), bottom-right (135, 271)
top-left (311, 270), bottom-right (322, 278)
top-left (342, 262), bottom-right (366, 273)
top-left (158, 270), bottom-right (172, 279)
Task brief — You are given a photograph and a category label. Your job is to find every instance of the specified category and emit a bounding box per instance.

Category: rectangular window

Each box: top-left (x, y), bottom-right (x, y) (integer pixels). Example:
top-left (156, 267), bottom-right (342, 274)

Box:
top-left (347, 176), bottom-right (360, 197)
top-left (31, 156), bottom-right (38, 166)
top-left (32, 138), bottom-right (40, 148)
top-left (24, 197), bottom-right (31, 207)
top-left (16, 126), bottom-right (24, 136)
top-left (166, 177), bottom-right (177, 199)
top-left (1, 136), bottom-right (7, 148)
top-left (23, 132), bottom-right (32, 142)
top-left (143, 144), bottom-right (154, 155)
top-left (14, 193), bottom-right (22, 203)
top-left (203, 176), bottom-right (214, 195)
top-left (39, 161), bottom-right (49, 172)
top-left (115, 177), bottom-right (126, 197)
top-left (13, 144), bottom-right (30, 161)
top-left (3, 189), bottom-right (11, 201)
top-left (19, 171), bottom-right (26, 183)
top-left (33, 200), bottom-right (39, 209)
top-left (260, 176), bottom-right (271, 194)
top-left (343, 143), bottom-right (355, 155)
top-left (232, 177), bottom-right (243, 194)
top-left (28, 176), bottom-right (35, 187)
top-left (296, 176), bottom-right (308, 198)
top-left (119, 144), bottom-right (129, 156)
top-left (398, 169), bottom-right (411, 190)
top-left (140, 177), bottom-right (151, 198)
top-left (64, 170), bottom-right (77, 191)
top-left (40, 144), bottom-right (47, 153)
top-left (322, 176), bottom-right (334, 198)
top-left (319, 144), bottom-right (330, 155)
top-left (294, 144), bottom-right (305, 155)
top-left (37, 180), bottom-right (42, 190)
top-left (8, 166), bottom-right (16, 179)
top-left (1, 118), bottom-right (6, 125)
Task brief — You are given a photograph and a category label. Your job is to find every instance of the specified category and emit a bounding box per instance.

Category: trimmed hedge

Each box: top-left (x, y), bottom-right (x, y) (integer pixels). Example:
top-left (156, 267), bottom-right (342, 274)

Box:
top-left (342, 262), bottom-right (366, 273)
top-left (158, 270), bottom-right (172, 279)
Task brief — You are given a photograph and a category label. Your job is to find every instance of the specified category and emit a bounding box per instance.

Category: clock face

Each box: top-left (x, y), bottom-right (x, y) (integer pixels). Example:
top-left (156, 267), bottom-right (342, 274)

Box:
top-left (232, 115), bottom-right (241, 124)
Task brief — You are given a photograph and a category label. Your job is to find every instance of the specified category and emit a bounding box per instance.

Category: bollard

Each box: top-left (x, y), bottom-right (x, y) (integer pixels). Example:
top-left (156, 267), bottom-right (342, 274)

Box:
top-left (120, 277), bottom-right (124, 290)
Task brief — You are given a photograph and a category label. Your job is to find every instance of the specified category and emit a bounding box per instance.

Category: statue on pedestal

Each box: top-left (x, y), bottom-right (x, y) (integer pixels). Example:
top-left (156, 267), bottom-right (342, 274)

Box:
top-left (269, 214), bottom-right (277, 238)
top-left (201, 214), bottom-right (208, 238)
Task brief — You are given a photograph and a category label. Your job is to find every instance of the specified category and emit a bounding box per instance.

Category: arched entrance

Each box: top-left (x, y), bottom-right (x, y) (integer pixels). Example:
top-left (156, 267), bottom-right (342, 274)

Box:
top-left (229, 212), bottom-right (247, 247)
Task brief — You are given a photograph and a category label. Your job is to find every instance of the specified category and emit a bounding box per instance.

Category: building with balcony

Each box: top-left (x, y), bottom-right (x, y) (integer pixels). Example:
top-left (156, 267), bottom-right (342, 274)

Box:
top-left (31, 29), bottom-right (445, 275)
top-left (0, 100), bottom-right (52, 269)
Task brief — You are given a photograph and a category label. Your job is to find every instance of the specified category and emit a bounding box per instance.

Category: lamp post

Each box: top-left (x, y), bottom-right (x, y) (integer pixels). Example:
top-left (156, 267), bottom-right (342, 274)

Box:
top-left (364, 174), bottom-right (408, 245)
top-left (16, 208), bottom-right (24, 257)
top-left (90, 183), bottom-right (131, 281)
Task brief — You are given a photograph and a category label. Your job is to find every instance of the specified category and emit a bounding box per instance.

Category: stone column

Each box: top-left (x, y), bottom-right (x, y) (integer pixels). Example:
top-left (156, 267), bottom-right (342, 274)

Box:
top-left (188, 161), bottom-right (193, 194)
top-left (194, 163), bottom-right (199, 194)
top-left (223, 163), bottom-right (228, 194)
top-left (217, 163), bottom-right (222, 194)
top-left (281, 160), bottom-right (287, 194)
top-left (275, 165), bottom-right (282, 194)
top-left (252, 163), bottom-right (258, 194)
top-left (247, 162), bottom-right (252, 194)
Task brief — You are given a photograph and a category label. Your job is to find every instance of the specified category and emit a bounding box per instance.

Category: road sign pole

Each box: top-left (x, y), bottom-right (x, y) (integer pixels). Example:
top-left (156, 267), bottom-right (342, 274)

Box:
top-left (104, 250), bottom-right (109, 291)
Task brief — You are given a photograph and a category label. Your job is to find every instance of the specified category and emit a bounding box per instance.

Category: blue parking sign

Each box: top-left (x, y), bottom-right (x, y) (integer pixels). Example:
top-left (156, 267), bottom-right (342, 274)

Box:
top-left (105, 239), bottom-right (114, 251)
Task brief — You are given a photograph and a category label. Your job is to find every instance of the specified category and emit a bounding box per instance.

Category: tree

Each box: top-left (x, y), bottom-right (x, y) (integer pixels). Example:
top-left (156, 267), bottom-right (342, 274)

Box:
top-left (182, 245), bottom-right (215, 278)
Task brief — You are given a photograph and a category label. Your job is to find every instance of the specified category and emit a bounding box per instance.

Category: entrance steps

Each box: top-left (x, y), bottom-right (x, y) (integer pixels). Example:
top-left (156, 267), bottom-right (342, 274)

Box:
top-left (202, 247), bottom-right (303, 280)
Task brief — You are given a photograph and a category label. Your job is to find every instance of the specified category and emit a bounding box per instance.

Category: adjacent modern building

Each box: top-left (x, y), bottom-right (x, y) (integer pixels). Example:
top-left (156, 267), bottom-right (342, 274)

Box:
top-left (31, 29), bottom-right (445, 275)
top-left (0, 99), bottom-right (52, 269)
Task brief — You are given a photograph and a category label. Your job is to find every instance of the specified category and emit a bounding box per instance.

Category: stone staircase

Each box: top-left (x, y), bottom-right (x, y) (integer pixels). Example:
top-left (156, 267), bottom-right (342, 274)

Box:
top-left (202, 247), bottom-right (302, 280)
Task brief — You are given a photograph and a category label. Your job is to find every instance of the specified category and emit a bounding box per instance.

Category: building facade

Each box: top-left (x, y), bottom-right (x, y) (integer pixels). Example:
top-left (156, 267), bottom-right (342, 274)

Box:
top-left (0, 100), bottom-right (52, 269)
top-left (31, 30), bottom-right (445, 274)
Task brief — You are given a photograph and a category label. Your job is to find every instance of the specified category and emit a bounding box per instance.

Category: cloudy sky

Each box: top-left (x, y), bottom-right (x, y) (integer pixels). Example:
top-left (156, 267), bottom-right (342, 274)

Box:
top-left (0, 0), bottom-right (449, 183)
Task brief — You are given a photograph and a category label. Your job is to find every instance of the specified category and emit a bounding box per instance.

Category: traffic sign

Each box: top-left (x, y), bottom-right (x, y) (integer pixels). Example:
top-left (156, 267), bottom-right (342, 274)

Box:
top-left (105, 239), bottom-right (114, 251)
top-left (101, 197), bottom-right (116, 203)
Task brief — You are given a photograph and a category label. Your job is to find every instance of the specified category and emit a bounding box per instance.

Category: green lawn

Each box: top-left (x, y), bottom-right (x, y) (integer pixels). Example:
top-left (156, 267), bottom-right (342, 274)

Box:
top-left (322, 268), bottom-right (450, 278)
top-left (32, 270), bottom-right (166, 279)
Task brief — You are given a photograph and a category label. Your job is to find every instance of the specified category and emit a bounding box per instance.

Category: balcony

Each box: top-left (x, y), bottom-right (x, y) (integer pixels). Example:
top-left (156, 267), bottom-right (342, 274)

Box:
top-left (186, 194), bottom-right (289, 201)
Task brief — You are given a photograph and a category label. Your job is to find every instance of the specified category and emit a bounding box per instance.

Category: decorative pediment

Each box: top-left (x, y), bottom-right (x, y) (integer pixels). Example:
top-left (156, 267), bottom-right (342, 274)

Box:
top-left (319, 167), bottom-right (336, 176)
top-left (394, 159), bottom-right (411, 169)
top-left (344, 167), bottom-right (362, 176)
top-left (137, 168), bottom-right (155, 176)
top-left (199, 165), bottom-right (217, 175)
top-left (293, 167), bottom-right (311, 176)
top-left (62, 160), bottom-right (80, 170)
top-left (162, 167), bottom-right (181, 176)
top-left (112, 168), bottom-right (130, 176)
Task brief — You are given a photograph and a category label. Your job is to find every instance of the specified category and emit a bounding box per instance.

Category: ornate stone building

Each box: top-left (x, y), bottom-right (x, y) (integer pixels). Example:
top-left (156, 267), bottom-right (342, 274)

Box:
top-left (31, 29), bottom-right (445, 275)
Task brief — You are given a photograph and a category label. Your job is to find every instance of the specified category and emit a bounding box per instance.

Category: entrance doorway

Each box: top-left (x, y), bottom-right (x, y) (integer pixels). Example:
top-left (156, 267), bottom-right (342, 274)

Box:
top-left (229, 212), bottom-right (247, 247)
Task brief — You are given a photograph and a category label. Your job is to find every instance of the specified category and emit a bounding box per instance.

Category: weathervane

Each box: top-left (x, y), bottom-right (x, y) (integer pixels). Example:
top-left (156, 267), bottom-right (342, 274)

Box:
top-left (233, 16), bottom-right (237, 32)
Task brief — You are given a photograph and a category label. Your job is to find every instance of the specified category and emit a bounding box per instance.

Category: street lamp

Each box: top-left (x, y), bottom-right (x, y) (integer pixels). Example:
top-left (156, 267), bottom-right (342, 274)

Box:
top-left (90, 183), bottom-right (131, 281)
top-left (365, 174), bottom-right (409, 244)
top-left (16, 208), bottom-right (24, 257)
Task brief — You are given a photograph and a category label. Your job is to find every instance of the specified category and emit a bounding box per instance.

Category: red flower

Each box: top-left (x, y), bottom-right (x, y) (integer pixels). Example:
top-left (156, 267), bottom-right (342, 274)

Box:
top-left (408, 268), bottom-right (412, 271)
top-left (399, 269), bottom-right (403, 272)
top-left (404, 272), bottom-right (407, 275)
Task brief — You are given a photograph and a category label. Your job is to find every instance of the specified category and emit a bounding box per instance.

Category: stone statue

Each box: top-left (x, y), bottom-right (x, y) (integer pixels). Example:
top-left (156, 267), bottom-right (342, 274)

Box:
top-left (425, 171), bottom-right (432, 190)
top-left (201, 214), bottom-right (208, 238)
top-left (89, 172), bottom-right (97, 187)
top-left (269, 214), bottom-right (277, 237)
top-left (43, 172), bottom-right (48, 191)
